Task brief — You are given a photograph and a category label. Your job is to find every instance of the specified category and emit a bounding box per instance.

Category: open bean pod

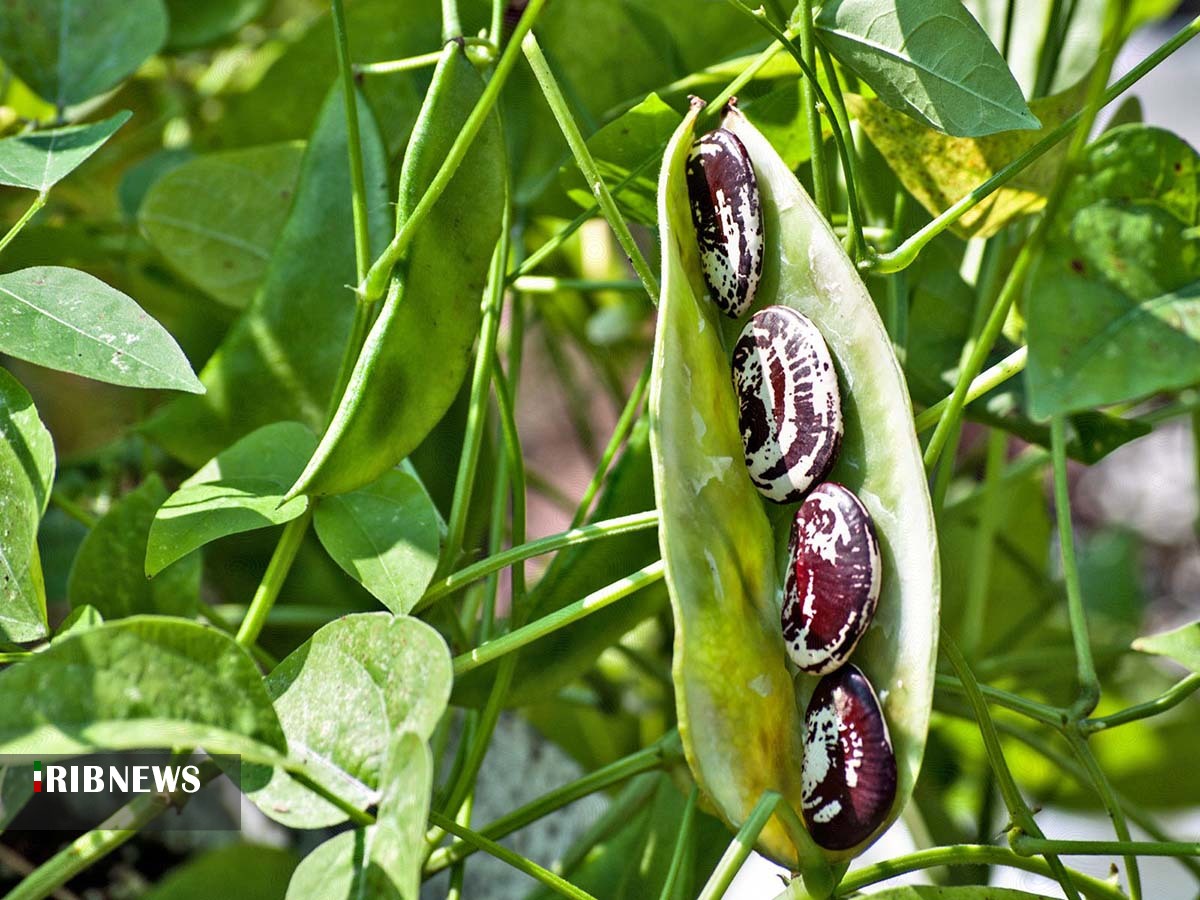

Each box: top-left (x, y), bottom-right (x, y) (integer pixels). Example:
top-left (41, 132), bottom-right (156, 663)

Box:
top-left (650, 100), bottom-right (938, 873)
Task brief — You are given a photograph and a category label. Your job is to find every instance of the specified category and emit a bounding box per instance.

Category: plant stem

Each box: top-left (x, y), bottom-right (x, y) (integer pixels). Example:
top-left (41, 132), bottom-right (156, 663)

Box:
top-left (1064, 730), bottom-right (1142, 900)
top-left (356, 49), bottom-right (445, 75)
top-left (1012, 835), bottom-right (1200, 858)
top-left (698, 792), bottom-right (782, 900)
top-left (934, 674), bottom-right (1063, 728)
top-left (795, 0), bottom-right (829, 218)
top-left (425, 733), bottom-right (682, 875)
top-left (439, 217), bottom-right (510, 577)
top-left (659, 787), bottom-right (698, 900)
top-left (522, 33), bottom-right (659, 303)
top-left (1051, 416), bottom-right (1100, 717)
top-left (869, 14), bottom-right (1200, 274)
top-left (427, 811), bottom-right (598, 900)
top-left (235, 510), bottom-right (311, 647)
top-left (360, 0), bottom-right (548, 302)
top-left (834, 845), bottom-right (1127, 899)
top-left (963, 429), bottom-right (1006, 655)
top-left (941, 631), bottom-right (1082, 900)
top-left (914, 347), bottom-right (1027, 434)
top-left (515, 276), bottom-right (645, 293)
top-left (48, 490), bottom-right (97, 529)
top-left (1084, 673), bottom-right (1200, 732)
top-left (441, 0), bottom-right (462, 41)
top-left (421, 510), bottom-right (658, 610)
top-left (285, 766), bottom-right (375, 826)
top-left (0, 192), bottom-right (46, 257)
top-left (816, 44), bottom-right (865, 259)
top-left (452, 560), bottom-right (665, 677)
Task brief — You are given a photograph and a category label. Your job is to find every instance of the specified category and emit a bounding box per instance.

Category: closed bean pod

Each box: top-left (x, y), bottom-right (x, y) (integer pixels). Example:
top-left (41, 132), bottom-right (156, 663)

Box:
top-left (802, 664), bottom-right (897, 850)
top-left (782, 482), bottom-right (881, 675)
top-left (686, 125), bottom-right (764, 318)
top-left (732, 306), bottom-right (843, 504)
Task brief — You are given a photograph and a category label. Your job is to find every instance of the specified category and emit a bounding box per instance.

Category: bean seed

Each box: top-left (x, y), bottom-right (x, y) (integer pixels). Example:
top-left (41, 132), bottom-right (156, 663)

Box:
top-left (686, 126), bottom-right (764, 317)
top-left (802, 664), bottom-right (897, 850)
top-left (732, 306), bottom-right (843, 503)
top-left (782, 483), bottom-right (881, 675)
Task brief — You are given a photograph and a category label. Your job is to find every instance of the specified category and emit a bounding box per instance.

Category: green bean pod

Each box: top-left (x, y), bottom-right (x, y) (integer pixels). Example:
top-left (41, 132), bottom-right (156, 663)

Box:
top-left (288, 42), bottom-right (507, 498)
top-left (650, 99), bottom-right (938, 876)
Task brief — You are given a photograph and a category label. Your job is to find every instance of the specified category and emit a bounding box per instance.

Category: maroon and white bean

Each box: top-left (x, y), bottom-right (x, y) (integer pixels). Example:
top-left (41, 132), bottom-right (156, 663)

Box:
top-left (782, 483), bottom-right (881, 675)
top-left (801, 664), bottom-right (897, 850)
top-left (731, 306), bottom-right (843, 504)
top-left (686, 127), bottom-right (764, 318)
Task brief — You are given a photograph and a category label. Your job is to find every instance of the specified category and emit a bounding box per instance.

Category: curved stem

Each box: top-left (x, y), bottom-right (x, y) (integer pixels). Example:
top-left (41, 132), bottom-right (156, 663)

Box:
top-left (835, 845), bottom-right (1127, 899)
top-left (1013, 835), bottom-right (1200, 858)
top-left (0, 192), bottom-right (46, 257)
top-left (235, 510), bottom-right (311, 648)
top-left (1064, 730), bottom-right (1142, 899)
top-left (796, 0), bottom-right (829, 217)
top-left (1084, 673), bottom-right (1200, 732)
top-left (914, 347), bottom-right (1027, 433)
top-left (934, 674), bottom-right (1064, 728)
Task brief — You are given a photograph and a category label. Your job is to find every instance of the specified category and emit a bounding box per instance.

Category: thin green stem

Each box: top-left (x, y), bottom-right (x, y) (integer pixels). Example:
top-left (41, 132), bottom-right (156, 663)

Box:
top-left (1052, 416), bottom-right (1100, 717)
top-left (3, 762), bottom-right (221, 900)
top-left (420, 510), bottom-right (658, 611)
top-left (427, 811), bottom-right (598, 900)
top-left (698, 792), bottom-right (782, 900)
top-left (834, 845), bottom-right (1127, 900)
top-left (1034, 0), bottom-right (1069, 97)
top-left (49, 489), bottom-right (97, 529)
top-left (795, 0), bottom-right (830, 217)
top-left (1012, 835), bottom-right (1200, 858)
top-left (452, 560), bottom-right (665, 677)
top-left (869, 15), bottom-right (1200, 274)
top-left (963, 429), bottom-right (1006, 655)
top-left (941, 631), bottom-right (1082, 900)
top-left (425, 733), bottom-right (682, 876)
top-left (934, 674), bottom-right (1063, 728)
top-left (522, 33), bottom-right (659, 303)
top-left (1085, 673), bottom-right (1200, 732)
top-left (235, 510), bottom-right (311, 647)
top-left (0, 651), bottom-right (31, 664)
top-left (439, 216), bottom-right (510, 577)
top-left (515, 276), bottom-right (645, 294)
top-left (1065, 730), bottom-right (1142, 900)
top-left (441, 0), bottom-right (462, 41)
top-left (360, 0), bottom-right (547, 302)
top-left (914, 347), bottom-right (1027, 434)
top-left (0, 192), bottom-right (46, 257)
top-left (286, 766), bottom-right (375, 826)
top-left (356, 49), bottom-right (445, 75)
top-left (571, 357), bottom-right (652, 528)
top-left (816, 44), bottom-right (865, 259)
top-left (659, 787), bottom-right (698, 900)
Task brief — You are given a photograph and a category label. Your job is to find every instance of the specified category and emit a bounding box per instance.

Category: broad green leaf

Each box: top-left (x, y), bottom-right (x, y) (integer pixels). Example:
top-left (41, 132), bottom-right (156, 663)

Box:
top-left (145, 422), bottom-right (316, 576)
top-left (847, 79), bottom-right (1086, 238)
top-left (143, 86), bottom-right (391, 466)
top-left (651, 103), bottom-right (938, 868)
top-left (289, 45), bottom-right (506, 497)
top-left (0, 266), bottom-right (203, 393)
top-left (559, 94), bottom-right (683, 226)
top-left (0, 765), bottom-right (33, 829)
top-left (312, 468), bottom-right (441, 615)
top-left (118, 148), bottom-right (194, 221)
top-left (164, 0), bottom-right (267, 50)
top-left (452, 418), bottom-right (664, 708)
top-left (53, 604), bottom-right (103, 640)
top-left (213, 0), bottom-right (434, 157)
top-left (67, 475), bottom-right (200, 620)
top-left (863, 888), bottom-right (1054, 899)
top-left (243, 614), bottom-right (451, 828)
top-left (0, 617), bottom-right (287, 763)
top-left (815, 0), bottom-right (1039, 137)
top-left (142, 844), bottom-right (297, 900)
top-left (139, 143), bottom-right (306, 309)
top-left (0, 112), bottom-right (131, 192)
top-left (1027, 126), bottom-right (1200, 417)
top-left (1134, 619), bottom-right (1200, 673)
top-left (0, 367), bottom-right (53, 642)
top-left (0, 0), bottom-right (167, 107)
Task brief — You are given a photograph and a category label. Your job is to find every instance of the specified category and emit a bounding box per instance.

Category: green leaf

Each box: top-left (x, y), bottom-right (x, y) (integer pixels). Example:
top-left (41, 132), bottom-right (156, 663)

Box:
top-left (289, 45), bottom-right (506, 497)
top-left (312, 468), bottom-right (441, 615)
top-left (142, 844), bottom-right (297, 900)
top-left (143, 85), bottom-right (391, 466)
top-left (163, 0), bottom-right (267, 50)
top-left (1027, 126), bottom-right (1200, 417)
top-left (0, 266), bottom-right (203, 393)
top-left (0, 0), bottom-right (167, 107)
top-left (0, 764), bottom-right (33, 829)
top-left (67, 475), bottom-right (200, 620)
top-left (816, 0), bottom-right (1039, 137)
top-left (651, 103), bottom-right (939, 867)
top-left (0, 111), bottom-right (131, 192)
top-left (1134, 619), bottom-right (1200, 673)
top-left (0, 367), bottom-right (53, 642)
top-left (847, 78), bottom-right (1086, 238)
top-left (452, 418), bottom-right (664, 708)
top-left (242, 613), bottom-right (451, 828)
top-left (558, 94), bottom-right (682, 226)
top-left (53, 604), bottom-right (103, 640)
top-left (139, 142), bottom-right (306, 309)
top-left (0, 617), bottom-right (287, 763)
top-left (145, 422), bottom-right (316, 576)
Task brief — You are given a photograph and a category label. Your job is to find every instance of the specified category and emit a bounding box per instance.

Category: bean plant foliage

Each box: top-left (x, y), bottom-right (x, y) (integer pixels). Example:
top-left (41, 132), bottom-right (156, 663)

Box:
top-left (0, 0), bottom-right (1197, 898)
